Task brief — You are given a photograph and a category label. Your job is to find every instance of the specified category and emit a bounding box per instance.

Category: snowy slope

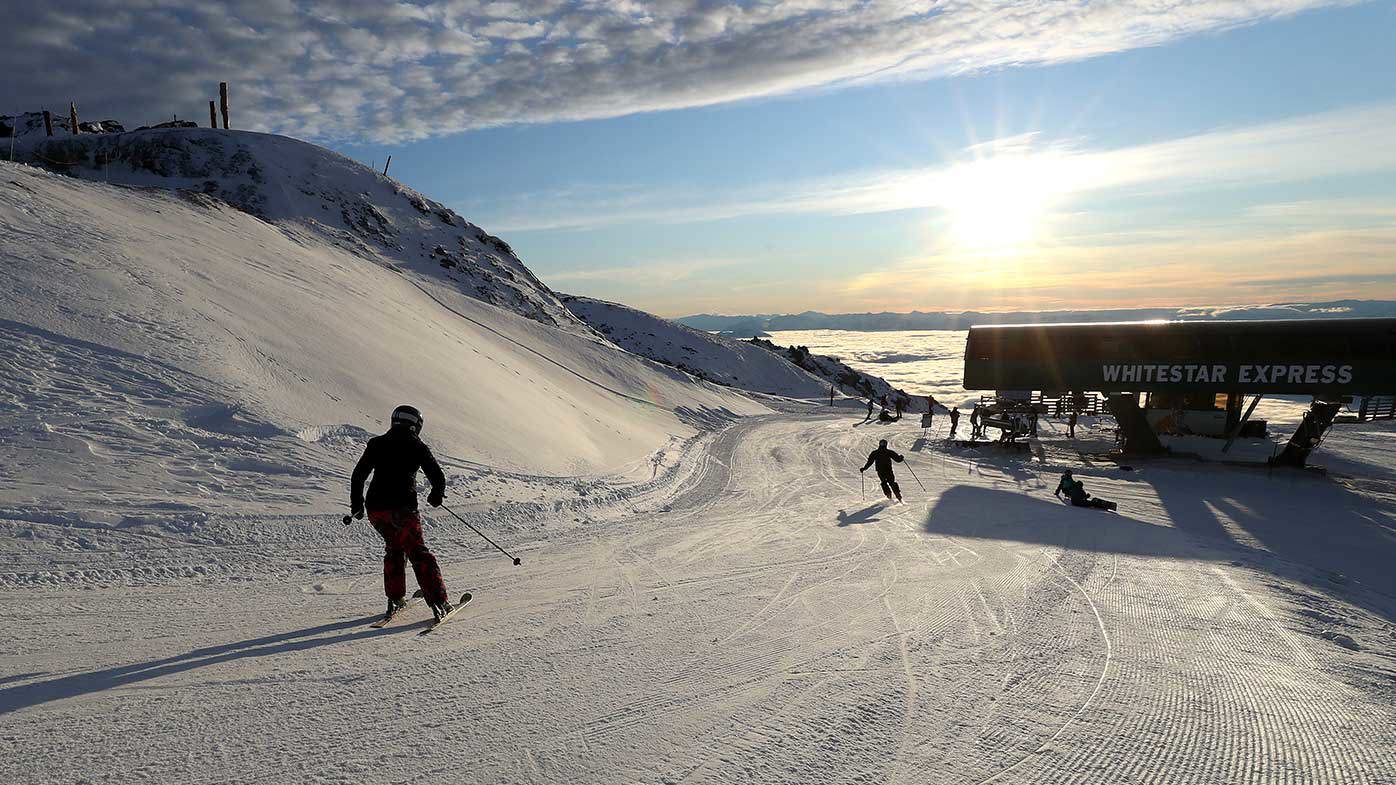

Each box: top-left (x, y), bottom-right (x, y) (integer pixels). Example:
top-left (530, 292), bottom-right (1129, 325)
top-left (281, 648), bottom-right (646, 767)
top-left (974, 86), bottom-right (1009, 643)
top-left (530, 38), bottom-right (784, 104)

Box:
top-left (561, 294), bottom-right (836, 399)
top-left (562, 294), bottom-right (927, 412)
top-left (4, 409), bottom-right (1394, 784)
top-left (1, 161), bottom-right (765, 519)
top-left (5, 119), bottom-right (1396, 785)
top-left (7, 115), bottom-right (577, 329)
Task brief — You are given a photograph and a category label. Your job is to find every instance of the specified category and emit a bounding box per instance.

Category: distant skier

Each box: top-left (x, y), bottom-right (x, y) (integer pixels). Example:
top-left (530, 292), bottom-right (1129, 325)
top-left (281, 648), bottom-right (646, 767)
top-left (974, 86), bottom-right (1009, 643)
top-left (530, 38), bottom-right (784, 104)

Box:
top-left (830, 384), bottom-right (836, 407)
top-left (948, 408), bottom-right (961, 439)
top-left (1054, 469), bottom-right (1116, 511)
top-left (860, 439), bottom-right (905, 502)
top-left (865, 398), bottom-right (875, 421)
top-left (894, 396), bottom-right (904, 419)
top-left (351, 405), bottom-right (458, 621)
top-left (970, 406), bottom-right (982, 440)
top-left (1068, 410), bottom-right (1079, 439)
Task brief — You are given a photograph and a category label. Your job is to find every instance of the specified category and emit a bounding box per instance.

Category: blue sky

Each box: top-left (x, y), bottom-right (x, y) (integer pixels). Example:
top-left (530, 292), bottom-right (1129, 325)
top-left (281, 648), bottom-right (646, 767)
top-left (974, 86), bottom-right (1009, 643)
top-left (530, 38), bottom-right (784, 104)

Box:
top-left (6, 1), bottom-right (1395, 316)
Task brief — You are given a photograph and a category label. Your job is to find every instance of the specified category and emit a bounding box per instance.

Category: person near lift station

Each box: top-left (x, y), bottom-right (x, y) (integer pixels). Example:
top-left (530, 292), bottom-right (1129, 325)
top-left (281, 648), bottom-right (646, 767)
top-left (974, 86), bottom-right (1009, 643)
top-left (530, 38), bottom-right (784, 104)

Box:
top-left (948, 407), bottom-right (961, 439)
top-left (1068, 409), bottom-right (1078, 439)
top-left (865, 397), bottom-right (875, 421)
top-left (1054, 469), bottom-right (1116, 511)
top-left (350, 405), bottom-right (458, 621)
top-left (860, 439), bottom-right (905, 503)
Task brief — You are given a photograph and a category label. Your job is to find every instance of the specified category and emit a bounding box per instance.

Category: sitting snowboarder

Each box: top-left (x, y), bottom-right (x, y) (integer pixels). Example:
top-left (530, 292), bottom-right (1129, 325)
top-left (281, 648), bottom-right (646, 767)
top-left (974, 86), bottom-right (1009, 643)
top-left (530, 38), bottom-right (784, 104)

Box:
top-left (1054, 469), bottom-right (1116, 511)
top-left (351, 405), bottom-right (458, 621)
top-left (860, 439), bottom-right (905, 502)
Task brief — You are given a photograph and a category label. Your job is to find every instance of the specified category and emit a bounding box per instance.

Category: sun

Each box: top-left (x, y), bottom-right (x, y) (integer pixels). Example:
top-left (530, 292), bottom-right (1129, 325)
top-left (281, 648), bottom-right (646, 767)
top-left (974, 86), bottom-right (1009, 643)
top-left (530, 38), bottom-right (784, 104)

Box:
top-left (941, 152), bottom-right (1058, 256)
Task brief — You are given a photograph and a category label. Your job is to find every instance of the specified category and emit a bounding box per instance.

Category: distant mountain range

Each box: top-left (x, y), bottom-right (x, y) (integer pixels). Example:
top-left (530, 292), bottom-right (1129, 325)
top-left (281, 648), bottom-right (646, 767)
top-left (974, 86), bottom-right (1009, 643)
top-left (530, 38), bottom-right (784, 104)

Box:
top-left (678, 301), bottom-right (1396, 334)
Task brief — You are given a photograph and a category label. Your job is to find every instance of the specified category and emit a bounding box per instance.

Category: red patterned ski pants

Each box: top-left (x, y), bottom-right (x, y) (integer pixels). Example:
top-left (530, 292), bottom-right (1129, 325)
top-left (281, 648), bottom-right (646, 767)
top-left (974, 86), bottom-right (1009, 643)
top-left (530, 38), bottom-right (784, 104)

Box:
top-left (368, 510), bottom-right (447, 605)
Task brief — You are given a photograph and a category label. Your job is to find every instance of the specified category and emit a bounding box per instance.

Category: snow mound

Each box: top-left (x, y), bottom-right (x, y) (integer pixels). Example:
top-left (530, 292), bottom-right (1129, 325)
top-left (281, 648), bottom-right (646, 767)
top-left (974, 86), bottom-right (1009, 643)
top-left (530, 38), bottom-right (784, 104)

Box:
top-left (1, 161), bottom-right (765, 517)
top-left (561, 295), bottom-right (835, 399)
top-left (6, 118), bottom-right (577, 329)
top-left (294, 424), bottom-right (375, 445)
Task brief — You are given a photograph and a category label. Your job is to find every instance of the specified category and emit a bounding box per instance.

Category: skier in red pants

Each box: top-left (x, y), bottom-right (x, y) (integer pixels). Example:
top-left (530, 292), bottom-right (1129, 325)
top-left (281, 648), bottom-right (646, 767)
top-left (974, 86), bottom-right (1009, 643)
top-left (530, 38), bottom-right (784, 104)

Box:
top-left (350, 405), bottom-right (456, 621)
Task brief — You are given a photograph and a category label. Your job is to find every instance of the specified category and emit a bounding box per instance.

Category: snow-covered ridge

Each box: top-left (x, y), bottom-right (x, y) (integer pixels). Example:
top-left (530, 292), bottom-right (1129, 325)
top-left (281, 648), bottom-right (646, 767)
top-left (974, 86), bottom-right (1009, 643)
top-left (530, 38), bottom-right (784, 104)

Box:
top-left (746, 338), bottom-right (928, 412)
top-left (561, 294), bottom-right (834, 399)
top-left (4, 113), bottom-right (577, 330)
top-left (561, 294), bottom-right (929, 411)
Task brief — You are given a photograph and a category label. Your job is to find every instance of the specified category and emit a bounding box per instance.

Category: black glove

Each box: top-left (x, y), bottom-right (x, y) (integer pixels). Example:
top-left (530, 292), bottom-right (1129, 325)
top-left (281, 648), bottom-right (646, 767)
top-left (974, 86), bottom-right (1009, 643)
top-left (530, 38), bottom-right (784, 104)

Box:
top-left (859, 467), bottom-right (866, 473)
top-left (351, 502), bottom-right (365, 520)
top-left (428, 489), bottom-right (444, 508)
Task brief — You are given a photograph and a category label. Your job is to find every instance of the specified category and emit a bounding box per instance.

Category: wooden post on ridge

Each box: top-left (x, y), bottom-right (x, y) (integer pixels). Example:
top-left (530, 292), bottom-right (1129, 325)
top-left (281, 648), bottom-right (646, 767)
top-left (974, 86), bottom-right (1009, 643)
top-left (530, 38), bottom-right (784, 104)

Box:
top-left (69, 102), bottom-right (80, 135)
top-left (219, 82), bottom-right (229, 129)
top-left (382, 155), bottom-right (392, 176)
top-left (209, 101), bottom-right (217, 128)
top-left (43, 110), bottom-right (53, 136)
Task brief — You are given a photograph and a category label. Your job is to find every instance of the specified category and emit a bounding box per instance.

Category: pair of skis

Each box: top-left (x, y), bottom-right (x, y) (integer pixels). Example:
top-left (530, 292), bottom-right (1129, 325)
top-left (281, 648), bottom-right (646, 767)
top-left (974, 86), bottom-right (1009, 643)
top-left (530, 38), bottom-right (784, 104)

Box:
top-left (370, 589), bottom-right (474, 635)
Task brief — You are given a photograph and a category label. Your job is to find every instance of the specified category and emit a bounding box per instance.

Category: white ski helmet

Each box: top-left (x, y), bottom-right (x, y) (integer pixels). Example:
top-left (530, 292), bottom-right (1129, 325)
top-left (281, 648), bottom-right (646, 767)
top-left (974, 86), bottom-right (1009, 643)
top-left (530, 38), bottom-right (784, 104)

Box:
top-left (391, 404), bottom-right (423, 435)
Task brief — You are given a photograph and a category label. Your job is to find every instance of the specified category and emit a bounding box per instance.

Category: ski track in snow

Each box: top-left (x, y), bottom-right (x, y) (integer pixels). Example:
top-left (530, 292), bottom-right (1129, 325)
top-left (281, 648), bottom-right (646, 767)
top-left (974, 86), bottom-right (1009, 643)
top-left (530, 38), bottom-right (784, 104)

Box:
top-left (7, 127), bottom-right (1395, 785)
top-left (4, 413), bottom-right (1396, 784)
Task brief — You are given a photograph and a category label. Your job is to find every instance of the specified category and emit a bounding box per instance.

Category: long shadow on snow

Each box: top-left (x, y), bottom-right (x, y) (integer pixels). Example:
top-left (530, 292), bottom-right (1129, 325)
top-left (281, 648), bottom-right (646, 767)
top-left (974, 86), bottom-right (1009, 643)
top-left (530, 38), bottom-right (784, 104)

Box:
top-left (923, 485), bottom-right (1200, 561)
top-left (0, 615), bottom-right (392, 716)
top-left (836, 503), bottom-right (886, 527)
top-left (1148, 463), bottom-right (1396, 624)
top-left (924, 478), bottom-right (1396, 625)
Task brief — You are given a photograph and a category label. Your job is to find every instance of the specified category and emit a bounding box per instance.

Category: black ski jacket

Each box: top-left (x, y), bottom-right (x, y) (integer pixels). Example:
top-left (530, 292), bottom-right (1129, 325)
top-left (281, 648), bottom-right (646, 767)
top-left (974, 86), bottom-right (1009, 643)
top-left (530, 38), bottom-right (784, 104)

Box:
top-left (351, 427), bottom-right (446, 513)
top-left (861, 447), bottom-right (904, 479)
top-left (1055, 475), bottom-right (1088, 503)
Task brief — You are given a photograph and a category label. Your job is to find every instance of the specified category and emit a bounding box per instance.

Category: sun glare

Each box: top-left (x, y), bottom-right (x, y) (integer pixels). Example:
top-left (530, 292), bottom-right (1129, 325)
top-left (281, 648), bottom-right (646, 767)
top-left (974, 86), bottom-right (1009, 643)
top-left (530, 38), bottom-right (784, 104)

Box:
top-left (941, 153), bottom-right (1059, 256)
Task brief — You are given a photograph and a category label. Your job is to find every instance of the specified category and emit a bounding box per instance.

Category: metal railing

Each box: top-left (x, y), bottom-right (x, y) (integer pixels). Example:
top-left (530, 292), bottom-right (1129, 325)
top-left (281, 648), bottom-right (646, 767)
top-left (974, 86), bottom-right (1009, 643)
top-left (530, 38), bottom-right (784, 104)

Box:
top-left (1358, 395), bottom-right (1396, 421)
top-left (977, 391), bottom-right (1105, 417)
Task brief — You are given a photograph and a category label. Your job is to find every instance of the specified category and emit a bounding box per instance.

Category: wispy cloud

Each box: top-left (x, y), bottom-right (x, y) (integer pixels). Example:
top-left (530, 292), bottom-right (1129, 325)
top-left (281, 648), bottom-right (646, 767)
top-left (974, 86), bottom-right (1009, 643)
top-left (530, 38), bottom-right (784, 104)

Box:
top-left (560, 224), bottom-right (1396, 316)
top-left (0, 1), bottom-right (1352, 143)
top-left (481, 102), bottom-right (1396, 231)
top-left (543, 257), bottom-right (743, 286)
top-left (835, 223), bottom-right (1396, 312)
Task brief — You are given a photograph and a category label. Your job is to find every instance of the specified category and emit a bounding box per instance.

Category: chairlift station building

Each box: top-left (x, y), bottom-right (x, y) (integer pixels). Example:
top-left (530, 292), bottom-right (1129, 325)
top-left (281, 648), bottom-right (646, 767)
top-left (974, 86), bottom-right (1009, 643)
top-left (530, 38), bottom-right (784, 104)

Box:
top-left (961, 318), bottom-right (1396, 465)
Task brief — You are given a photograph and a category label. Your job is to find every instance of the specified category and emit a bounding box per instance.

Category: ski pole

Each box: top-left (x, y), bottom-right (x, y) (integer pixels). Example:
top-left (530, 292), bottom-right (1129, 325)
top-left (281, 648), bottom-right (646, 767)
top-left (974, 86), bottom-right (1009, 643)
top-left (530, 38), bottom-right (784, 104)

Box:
top-left (441, 504), bottom-right (522, 566)
top-left (861, 472), bottom-right (866, 500)
top-left (904, 462), bottom-right (927, 492)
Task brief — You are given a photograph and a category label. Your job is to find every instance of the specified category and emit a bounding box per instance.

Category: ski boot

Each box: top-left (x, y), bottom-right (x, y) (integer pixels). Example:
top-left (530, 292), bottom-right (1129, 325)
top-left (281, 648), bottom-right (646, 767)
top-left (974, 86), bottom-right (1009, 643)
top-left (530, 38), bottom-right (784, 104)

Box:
top-left (382, 597), bottom-right (408, 621)
top-left (430, 598), bottom-right (456, 622)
